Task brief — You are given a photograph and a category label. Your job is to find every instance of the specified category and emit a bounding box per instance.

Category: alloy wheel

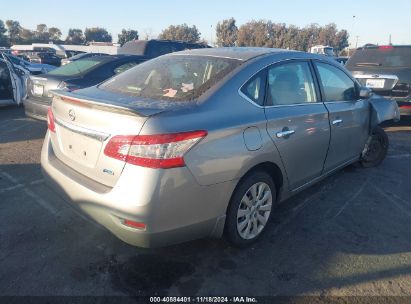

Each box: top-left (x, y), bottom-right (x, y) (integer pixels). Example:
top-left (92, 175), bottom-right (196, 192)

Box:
top-left (236, 182), bottom-right (273, 240)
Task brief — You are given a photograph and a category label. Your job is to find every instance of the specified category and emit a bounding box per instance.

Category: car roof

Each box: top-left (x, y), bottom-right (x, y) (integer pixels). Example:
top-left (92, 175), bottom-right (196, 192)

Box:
top-left (81, 54), bottom-right (146, 63)
top-left (170, 47), bottom-right (298, 61)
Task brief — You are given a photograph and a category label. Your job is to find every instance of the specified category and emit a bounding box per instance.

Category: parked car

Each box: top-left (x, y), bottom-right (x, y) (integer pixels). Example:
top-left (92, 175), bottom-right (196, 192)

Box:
top-left (61, 52), bottom-right (107, 66)
top-left (26, 52), bottom-right (62, 67)
top-left (118, 39), bottom-right (210, 57)
top-left (335, 56), bottom-right (349, 65)
top-left (2, 53), bottom-right (56, 75)
top-left (0, 54), bottom-right (29, 106)
top-left (24, 55), bottom-right (146, 120)
top-left (346, 45), bottom-right (411, 115)
top-left (65, 50), bottom-right (86, 58)
top-left (41, 48), bottom-right (399, 248)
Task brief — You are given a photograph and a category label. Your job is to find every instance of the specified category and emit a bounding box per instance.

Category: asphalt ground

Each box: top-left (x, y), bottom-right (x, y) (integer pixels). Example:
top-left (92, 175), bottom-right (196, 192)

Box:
top-left (0, 105), bottom-right (410, 298)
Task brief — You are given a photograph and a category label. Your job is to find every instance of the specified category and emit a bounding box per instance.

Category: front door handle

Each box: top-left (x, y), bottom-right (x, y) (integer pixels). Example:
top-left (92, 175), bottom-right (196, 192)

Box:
top-left (332, 119), bottom-right (343, 125)
top-left (276, 129), bottom-right (295, 138)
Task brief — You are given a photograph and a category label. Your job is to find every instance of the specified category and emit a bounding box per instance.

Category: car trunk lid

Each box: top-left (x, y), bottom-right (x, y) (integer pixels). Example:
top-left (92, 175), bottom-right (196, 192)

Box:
top-left (28, 75), bottom-right (65, 104)
top-left (49, 91), bottom-right (152, 187)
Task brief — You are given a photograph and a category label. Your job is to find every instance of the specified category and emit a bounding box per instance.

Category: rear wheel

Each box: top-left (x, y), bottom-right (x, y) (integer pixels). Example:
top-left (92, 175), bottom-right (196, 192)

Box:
top-left (360, 126), bottom-right (389, 168)
top-left (225, 171), bottom-right (276, 247)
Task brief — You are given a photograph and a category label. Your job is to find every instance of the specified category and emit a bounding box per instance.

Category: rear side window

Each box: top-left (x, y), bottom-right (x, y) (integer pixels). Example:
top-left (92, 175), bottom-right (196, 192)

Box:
top-left (347, 46), bottom-right (411, 68)
top-left (47, 59), bottom-right (102, 77)
top-left (266, 61), bottom-right (317, 106)
top-left (100, 55), bottom-right (241, 102)
top-left (240, 71), bottom-right (266, 106)
top-left (315, 62), bottom-right (357, 102)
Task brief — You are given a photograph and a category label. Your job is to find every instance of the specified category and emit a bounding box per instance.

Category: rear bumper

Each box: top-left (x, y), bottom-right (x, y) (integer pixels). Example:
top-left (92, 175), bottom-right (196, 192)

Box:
top-left (41, 132), bottom-right (233, 248)
top-left (23, 97), bottom-right (50, 121)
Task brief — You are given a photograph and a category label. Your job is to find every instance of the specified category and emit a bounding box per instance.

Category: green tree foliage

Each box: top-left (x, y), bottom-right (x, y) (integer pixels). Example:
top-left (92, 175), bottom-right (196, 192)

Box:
top-left (215, 18), bottom-right (238, 47)
top-left (231, 20), bottom-right (349, 53)
top-left (19, 28), bottom-right (34, 43)
top-left (84, 27), bottom-right (112, 43)
top-left (118, 29), bottom-right (139, 46)
top-left (34, 24), bottom-right (50, 42)
top-left (65, 28), bottom-right (85, 45)
top-left (159, 23), bottom-right (200, 43)
top-left (0, 20), bottom-right (8, 46)
top-left (5, 20), bottom-right (21, 45)
top-left (48, 27), bottom-right (62, 42)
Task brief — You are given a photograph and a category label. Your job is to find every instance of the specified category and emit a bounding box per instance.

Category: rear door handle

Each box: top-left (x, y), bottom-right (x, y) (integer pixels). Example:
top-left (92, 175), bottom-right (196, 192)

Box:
top-left (276, 130), bottom-right (295, 138)
top-left (332, 119), bottom-right (343, 125)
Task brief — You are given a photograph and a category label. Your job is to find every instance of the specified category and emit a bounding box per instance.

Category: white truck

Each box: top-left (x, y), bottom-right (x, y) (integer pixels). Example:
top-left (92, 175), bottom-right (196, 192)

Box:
top-left (309, 45), bottom-right (335, 56)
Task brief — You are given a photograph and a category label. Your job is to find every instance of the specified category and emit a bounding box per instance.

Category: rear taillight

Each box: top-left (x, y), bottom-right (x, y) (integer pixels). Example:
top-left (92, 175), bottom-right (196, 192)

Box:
top-left (47, 107), bottom-right (55, 133)
top-left (104, 130), bottom-right (207, 169)
top-left (379, 45), bottom-right (394, 50)
top-left (122, 219), bottom-right (146, 230)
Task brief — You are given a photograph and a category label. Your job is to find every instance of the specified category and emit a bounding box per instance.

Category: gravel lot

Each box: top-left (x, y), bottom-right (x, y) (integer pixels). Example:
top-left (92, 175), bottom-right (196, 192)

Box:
top-left (0, 105), bottom-right (411, 297)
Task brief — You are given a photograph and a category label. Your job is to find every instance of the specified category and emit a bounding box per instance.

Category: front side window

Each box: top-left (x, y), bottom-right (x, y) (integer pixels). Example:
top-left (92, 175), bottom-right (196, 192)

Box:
top-left (315, 62), bottom-right (356, 102)
top-left (267, 61), bottom-right (317, 106)
top-left (100, 55), bottom-right (241, 102)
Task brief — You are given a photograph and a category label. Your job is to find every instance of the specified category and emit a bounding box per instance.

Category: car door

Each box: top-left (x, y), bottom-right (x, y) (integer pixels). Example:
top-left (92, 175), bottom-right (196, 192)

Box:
top-left (313, 61), bottom-right (369, 172)
top-left (0, 57), bottom-right (23, 105)
top-left (264, 60), bottom-right (330, 190)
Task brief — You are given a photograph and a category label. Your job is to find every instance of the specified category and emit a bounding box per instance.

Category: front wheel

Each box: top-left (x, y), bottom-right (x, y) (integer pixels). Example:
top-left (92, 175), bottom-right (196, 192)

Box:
top-left (225, 171), bottom-right (276, 247)
top-left (360, 126), bottom-right (389, 168)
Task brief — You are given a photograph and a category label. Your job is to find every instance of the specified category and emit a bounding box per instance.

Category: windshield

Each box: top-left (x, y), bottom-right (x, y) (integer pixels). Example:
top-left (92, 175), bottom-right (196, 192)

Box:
top-left (347, 46), bottom-right (411, 68)
top-left (100, 55), bottom-right (241, 102)
top-left (47, 59), bottom-right (103, 77)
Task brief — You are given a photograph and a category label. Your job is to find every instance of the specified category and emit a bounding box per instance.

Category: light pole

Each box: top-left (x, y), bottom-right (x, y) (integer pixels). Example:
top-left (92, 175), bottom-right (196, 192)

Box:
top-left (210, 25), bottom-right (213, 47)
top-left (348, 15), bottom-right (356, 57)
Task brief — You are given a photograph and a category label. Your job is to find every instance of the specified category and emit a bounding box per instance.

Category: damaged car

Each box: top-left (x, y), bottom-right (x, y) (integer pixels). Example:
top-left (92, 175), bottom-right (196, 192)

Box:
top-left (41, 48), bottom-right (400, 248)
top-left (346, 45), bottom-right (411, 115)
top-left (0, 54), bottom-right (29, 106)
top-left (3, 53), bottom-right (56, 75)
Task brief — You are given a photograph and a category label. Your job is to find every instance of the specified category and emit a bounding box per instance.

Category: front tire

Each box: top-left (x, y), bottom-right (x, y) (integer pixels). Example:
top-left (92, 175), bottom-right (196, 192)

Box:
top-left (225, 171), bottom-right (276, 247)
top-left (360, 126), bottom-right (389, 168)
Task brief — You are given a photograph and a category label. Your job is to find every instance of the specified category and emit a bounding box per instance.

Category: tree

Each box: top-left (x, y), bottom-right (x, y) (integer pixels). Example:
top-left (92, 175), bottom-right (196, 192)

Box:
top-left (333, 29), bottom-right (349, 53)
top-left (6, 20), bottom-right (21, 45)
top-left (84, 27), bottom-right (112, 43)
top-left (48, 27), bottom-right (62, 42)
top-left (65, 28), bottom-right (85, 45)
top-left (0, 20), bottom-right (8, 46)
top-left (215, 18), bottom-right (238, 47)
top-left (19, 28), bottom-right (35, 43)
top-left (159, 23), bottom-right (200, 43)
top-left (118, 29), bottom-right (139, 46)
top-left (237, 20), bottom-right (273, 47)
top-left (34, 23), bottom-right (49, 42)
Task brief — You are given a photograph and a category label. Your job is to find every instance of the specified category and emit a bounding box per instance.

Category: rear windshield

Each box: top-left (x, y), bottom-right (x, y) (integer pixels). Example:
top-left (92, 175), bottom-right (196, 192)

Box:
top-left (47, 59), bottom-right (103, 77)
top-left (100, 55), bottom-right (241, 101)
top-left (347, 46), bottom-right (411, 68)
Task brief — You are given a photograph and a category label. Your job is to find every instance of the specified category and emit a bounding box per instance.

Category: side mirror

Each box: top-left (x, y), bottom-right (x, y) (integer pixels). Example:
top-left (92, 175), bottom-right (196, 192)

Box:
top-left (359, 87), bottom-right (372, 99)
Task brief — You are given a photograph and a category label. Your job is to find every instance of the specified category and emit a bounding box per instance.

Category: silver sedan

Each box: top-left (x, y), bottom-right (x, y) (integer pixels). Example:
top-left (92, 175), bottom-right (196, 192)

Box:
top-left (41, 48), bottom-right (399, 248)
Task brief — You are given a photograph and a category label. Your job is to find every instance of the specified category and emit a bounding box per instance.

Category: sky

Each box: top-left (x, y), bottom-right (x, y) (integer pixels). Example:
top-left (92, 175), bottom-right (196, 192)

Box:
top-left (1, 0), bottom-right (411, 47)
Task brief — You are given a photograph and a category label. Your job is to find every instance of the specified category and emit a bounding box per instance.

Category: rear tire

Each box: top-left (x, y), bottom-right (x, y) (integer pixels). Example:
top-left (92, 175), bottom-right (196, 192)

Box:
top-left (225, 171), bottom-right (276, 247)
top-left (360, 126), bottom-right (389, 168)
